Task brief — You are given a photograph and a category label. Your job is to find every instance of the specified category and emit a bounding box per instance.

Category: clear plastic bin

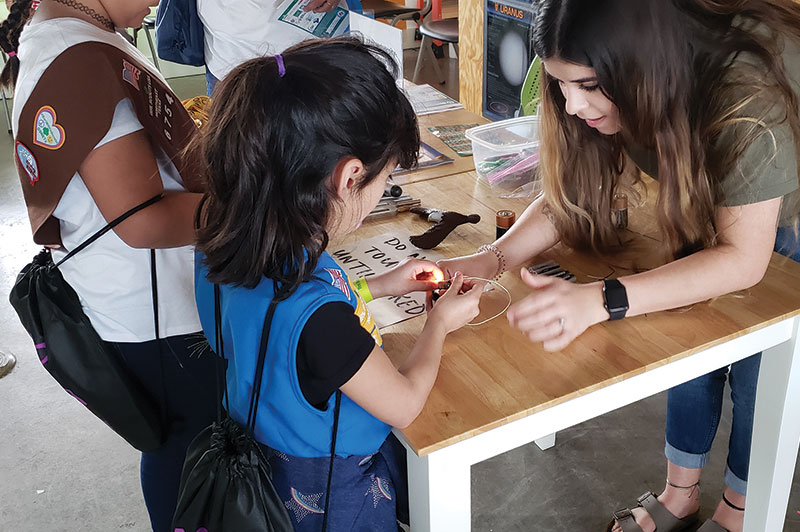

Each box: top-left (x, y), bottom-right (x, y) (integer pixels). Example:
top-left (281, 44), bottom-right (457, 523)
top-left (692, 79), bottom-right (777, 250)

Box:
top-left (465, 116), bottom-right (541, 196)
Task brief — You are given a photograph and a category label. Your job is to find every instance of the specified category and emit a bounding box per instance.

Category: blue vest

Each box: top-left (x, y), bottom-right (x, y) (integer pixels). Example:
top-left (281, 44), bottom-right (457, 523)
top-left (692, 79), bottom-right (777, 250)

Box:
top-left (195, 252), bottom-right (389, 457)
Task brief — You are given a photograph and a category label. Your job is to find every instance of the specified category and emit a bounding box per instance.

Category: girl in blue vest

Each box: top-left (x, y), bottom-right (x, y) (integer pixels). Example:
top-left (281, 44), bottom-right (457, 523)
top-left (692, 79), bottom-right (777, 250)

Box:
top-left (192, 37), bottom-right (483, 531)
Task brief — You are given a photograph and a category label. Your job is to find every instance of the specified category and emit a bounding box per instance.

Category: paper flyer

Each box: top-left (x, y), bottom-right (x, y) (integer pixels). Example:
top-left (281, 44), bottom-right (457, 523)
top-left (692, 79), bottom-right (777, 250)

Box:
top-left (403, 81), bottom-right (464, 116)
top-left (277, 0), bottom-right (350, 37)
top-left (350, 12), bottom-right (403, 82)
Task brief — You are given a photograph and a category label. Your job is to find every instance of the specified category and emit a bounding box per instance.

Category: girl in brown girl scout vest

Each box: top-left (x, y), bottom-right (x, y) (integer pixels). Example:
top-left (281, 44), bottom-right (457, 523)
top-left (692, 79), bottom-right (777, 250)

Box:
top-left (2, 1), bottom-right (218, 530)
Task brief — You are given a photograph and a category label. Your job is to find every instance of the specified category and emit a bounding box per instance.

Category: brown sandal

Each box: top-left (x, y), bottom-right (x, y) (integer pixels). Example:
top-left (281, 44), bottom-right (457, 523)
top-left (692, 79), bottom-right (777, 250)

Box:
top-left (605, 492), bottom-right (699, 532)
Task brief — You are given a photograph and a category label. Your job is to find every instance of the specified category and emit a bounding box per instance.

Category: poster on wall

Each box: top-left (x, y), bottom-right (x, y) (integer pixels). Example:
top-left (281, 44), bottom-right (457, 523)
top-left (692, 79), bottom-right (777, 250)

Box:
top-left (483, 0), bottom-right (536, 121)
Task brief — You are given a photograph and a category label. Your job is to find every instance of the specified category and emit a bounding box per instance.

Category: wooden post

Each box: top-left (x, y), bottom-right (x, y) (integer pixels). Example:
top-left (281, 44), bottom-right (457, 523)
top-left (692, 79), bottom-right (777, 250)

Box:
top-left (458, 0), bottom-right (484, 114)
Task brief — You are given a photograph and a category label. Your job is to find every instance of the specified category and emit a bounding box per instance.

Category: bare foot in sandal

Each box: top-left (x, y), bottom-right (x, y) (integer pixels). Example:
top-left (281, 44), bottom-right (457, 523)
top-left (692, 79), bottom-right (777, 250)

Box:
top-left (706, 489), bottom-right (745, 532)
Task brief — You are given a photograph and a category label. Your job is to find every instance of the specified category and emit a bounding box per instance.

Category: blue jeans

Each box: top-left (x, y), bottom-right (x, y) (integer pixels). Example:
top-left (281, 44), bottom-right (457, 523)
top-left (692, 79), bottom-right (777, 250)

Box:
top-left (205, 68), bottom-right (219, 97)
top-left (665, 224), bottom-right (799, 495)
top-left (111, 333), bottom-right (220, 532)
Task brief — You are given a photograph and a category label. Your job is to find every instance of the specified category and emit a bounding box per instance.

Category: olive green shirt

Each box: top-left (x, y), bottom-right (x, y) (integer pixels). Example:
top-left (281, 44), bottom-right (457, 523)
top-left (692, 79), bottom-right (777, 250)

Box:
top-left (626, 33), bottom-right (800, 226)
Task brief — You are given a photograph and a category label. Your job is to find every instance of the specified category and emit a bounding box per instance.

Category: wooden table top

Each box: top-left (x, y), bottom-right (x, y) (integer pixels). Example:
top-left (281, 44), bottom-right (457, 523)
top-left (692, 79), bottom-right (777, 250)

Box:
top-left (394, 109), bottom-right (488, 185)
top-left (339, 171), bottom-right (800, 456)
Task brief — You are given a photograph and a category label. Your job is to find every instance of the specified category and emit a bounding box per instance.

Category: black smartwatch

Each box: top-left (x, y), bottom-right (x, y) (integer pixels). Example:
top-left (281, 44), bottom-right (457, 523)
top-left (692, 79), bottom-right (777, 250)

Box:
top-left (602, 279), bottom-right (629, 321)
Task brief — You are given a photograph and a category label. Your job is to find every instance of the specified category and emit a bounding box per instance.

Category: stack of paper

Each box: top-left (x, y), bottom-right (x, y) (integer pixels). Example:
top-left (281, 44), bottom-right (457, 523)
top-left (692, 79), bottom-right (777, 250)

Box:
top-left (403, 81), bottom-right (464, 116)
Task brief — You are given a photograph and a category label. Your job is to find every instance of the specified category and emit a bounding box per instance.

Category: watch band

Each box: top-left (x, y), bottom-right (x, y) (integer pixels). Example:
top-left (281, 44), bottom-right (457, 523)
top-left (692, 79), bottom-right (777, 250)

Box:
top-left (602, 278), bottom-right (629, 321)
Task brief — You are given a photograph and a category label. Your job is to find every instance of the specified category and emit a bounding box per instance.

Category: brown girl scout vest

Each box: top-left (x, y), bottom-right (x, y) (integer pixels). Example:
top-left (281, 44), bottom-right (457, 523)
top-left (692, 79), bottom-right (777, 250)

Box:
top-left (14, 41), bottom-right (203, 246)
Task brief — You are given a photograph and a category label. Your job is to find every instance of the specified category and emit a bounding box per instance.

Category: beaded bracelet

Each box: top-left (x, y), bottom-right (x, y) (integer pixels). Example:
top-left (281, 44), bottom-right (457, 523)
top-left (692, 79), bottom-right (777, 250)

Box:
top-left (477, 244), bottom-right (506, 280)
top-left (352, 278), bottom-right (374, 303)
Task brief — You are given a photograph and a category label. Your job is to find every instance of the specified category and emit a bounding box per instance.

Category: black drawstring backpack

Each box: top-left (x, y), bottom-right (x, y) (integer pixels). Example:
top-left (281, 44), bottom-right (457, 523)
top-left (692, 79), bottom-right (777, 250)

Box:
top-left (172, 284), bottom-right (341, 532)
top-left (8, 194), bottom-right (165, 452)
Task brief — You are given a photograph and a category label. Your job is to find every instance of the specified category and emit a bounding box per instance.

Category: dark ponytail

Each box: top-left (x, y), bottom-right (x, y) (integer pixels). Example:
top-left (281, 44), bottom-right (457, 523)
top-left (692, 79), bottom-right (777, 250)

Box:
top-left (1, 0), bottom-right (34, 89)
top-left (195, 36), bottom-right (419, 295)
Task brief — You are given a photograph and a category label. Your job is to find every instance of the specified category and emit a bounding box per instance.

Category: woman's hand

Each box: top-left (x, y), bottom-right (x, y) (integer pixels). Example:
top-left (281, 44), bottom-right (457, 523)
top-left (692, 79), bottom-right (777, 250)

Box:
top-left (437, 251), bottom-right (499, 282)
top-left (366, 258), bottom-right (441, 299)
top-left (304, 0), bottom-right (339, 12)
top-left (426, 273), bottom-right (483, 334)
top-left (507, 268), bottom-right (608, 351)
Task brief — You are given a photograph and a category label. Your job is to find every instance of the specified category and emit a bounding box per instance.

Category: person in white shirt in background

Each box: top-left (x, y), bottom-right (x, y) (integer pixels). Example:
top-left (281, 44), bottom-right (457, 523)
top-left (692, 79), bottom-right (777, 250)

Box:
top-left (198, 0), bottom-right (361, 95)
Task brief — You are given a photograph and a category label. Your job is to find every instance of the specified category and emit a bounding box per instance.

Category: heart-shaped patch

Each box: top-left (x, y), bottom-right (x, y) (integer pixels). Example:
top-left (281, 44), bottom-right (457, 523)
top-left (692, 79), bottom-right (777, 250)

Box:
top-left (16, 141), bottom-right (39, 185)
top-left (33, 105), bottom-right (66, 150)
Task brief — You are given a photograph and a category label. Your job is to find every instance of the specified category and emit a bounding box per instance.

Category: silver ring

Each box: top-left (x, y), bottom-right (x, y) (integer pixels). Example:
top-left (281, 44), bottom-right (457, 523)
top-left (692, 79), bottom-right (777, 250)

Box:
top-left (559, 317), bottom-right (565, 333)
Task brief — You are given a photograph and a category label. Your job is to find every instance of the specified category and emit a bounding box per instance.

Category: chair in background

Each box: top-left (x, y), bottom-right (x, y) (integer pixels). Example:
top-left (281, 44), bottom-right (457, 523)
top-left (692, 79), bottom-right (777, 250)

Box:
top-left (1, 51), bottom-right (12, 133)
top-left (518, 56), bottom-right (542, 116)
top-left (412, 17), bottom-right (458, 85)
top-left (132, 16), bottom-right (161, 72)
top-left (361, 0), bottom-right (432, 28)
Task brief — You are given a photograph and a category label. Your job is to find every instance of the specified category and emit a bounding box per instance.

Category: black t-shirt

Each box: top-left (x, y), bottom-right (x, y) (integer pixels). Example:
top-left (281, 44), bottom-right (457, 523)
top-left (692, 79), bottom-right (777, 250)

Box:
top-left (296, 301), bottom-right (376, 409)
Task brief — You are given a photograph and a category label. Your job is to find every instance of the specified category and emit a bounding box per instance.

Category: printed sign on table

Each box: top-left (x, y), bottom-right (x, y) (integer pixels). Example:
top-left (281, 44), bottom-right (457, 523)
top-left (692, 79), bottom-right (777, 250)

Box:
top-left (330, 233), bottom-right (443, 328)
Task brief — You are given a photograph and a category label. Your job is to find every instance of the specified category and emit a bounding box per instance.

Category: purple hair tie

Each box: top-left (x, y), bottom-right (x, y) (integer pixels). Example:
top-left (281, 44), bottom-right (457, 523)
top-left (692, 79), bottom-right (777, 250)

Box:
top-left (7, 51), bottom-right (17, 57)
top-left (275, 54), bottom-right (286, 78)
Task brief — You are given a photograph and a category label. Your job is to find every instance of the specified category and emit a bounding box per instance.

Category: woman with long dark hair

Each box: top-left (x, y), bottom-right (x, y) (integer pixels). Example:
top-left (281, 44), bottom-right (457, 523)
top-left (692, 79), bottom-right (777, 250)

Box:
top-left (439, 1), bottom-right (800, 531)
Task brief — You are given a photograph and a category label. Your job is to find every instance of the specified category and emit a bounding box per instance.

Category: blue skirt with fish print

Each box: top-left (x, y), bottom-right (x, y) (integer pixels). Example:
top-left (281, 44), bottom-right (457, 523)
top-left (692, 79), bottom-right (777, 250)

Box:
top-left (261, 433), bottom-right (409, 531)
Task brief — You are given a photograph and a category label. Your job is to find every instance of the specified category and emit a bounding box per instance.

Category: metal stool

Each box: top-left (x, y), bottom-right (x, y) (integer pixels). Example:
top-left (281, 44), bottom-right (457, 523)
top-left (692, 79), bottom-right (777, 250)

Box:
top-left (133, 16), bottom-right (160, 72)
top-left (412, 17), bottom-right (458, 85)
top-left (1, 51), bottom-right (12, 133)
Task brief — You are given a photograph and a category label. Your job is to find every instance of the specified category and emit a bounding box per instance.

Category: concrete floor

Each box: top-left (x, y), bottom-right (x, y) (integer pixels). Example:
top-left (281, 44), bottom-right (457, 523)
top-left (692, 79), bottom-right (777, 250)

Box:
top-left (2, 53), bottom-right (800, 532)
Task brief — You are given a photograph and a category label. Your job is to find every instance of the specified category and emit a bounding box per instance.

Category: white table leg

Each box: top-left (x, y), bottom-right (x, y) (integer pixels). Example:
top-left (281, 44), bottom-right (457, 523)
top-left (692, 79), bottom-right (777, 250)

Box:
top-left (406, 446), bottom-right (471, 532)
top-left (744, 317), bottom-right (800, 532)
top-left (535, 432), bottom-right (557, 451)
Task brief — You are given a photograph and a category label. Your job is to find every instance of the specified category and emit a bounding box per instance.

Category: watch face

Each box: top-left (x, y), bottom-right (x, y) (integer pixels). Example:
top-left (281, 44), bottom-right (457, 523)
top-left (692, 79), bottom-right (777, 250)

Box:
top-left (604, 280), bottom-right (629, 318)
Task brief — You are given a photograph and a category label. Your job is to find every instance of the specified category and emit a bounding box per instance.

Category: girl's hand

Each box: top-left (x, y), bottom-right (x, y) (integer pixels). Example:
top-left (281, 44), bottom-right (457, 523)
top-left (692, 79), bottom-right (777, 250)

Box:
top-left (367, 258), bottom-right (441, 299)
top-left (426, 273), bottom-right (483, 334)
top-left (437, 251), bottom-right (499, 282)
top-left (507, 268), bottom-right (608, 352)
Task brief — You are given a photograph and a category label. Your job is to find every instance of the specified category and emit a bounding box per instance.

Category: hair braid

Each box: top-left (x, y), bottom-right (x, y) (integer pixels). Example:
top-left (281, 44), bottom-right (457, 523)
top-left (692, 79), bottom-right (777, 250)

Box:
top-left (0, 0), bottom-right (34, 89)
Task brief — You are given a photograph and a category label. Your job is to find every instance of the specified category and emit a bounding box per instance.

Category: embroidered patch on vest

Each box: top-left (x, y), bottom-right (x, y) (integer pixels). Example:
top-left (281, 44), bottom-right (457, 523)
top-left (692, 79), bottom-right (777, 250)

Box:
top-left (15, 141), bottom-right (39, 185)
top-left (353, 291), bottom-right (382, 346)
top-left (324, 268), bottom-right (351, 298)
top-left (122, 59), bottom-right (141, 90)
top-left (33, 106), bottom-right (66, 150)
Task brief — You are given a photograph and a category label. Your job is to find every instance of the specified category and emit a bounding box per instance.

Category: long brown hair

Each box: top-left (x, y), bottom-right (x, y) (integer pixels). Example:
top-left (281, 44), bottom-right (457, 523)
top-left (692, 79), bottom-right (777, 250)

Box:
top-left (534, 0), bottom-right (800, 258)
top-left (0, 0), bottom-right (33, 89)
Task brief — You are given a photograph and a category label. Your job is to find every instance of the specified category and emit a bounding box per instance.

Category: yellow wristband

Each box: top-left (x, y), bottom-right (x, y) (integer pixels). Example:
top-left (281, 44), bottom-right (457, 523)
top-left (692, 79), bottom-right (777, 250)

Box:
top-left (353, 278), bottom-right (374, 303)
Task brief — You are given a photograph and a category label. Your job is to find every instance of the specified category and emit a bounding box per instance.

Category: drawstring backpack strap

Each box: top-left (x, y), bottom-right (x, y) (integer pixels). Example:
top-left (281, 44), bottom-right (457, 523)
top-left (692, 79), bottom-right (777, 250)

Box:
top-left (321, 390), bottom-right (342, 532)
top-left (149, 248), bottom-right (171, 435)
top-left (54, 193), bottom-right (163, 267)
top-left (246, 286), bottom-right (282, 433)
top-left (213, 285), bottom-right (229, 420)
top-left (150, 249), bottom-right (160, 342)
